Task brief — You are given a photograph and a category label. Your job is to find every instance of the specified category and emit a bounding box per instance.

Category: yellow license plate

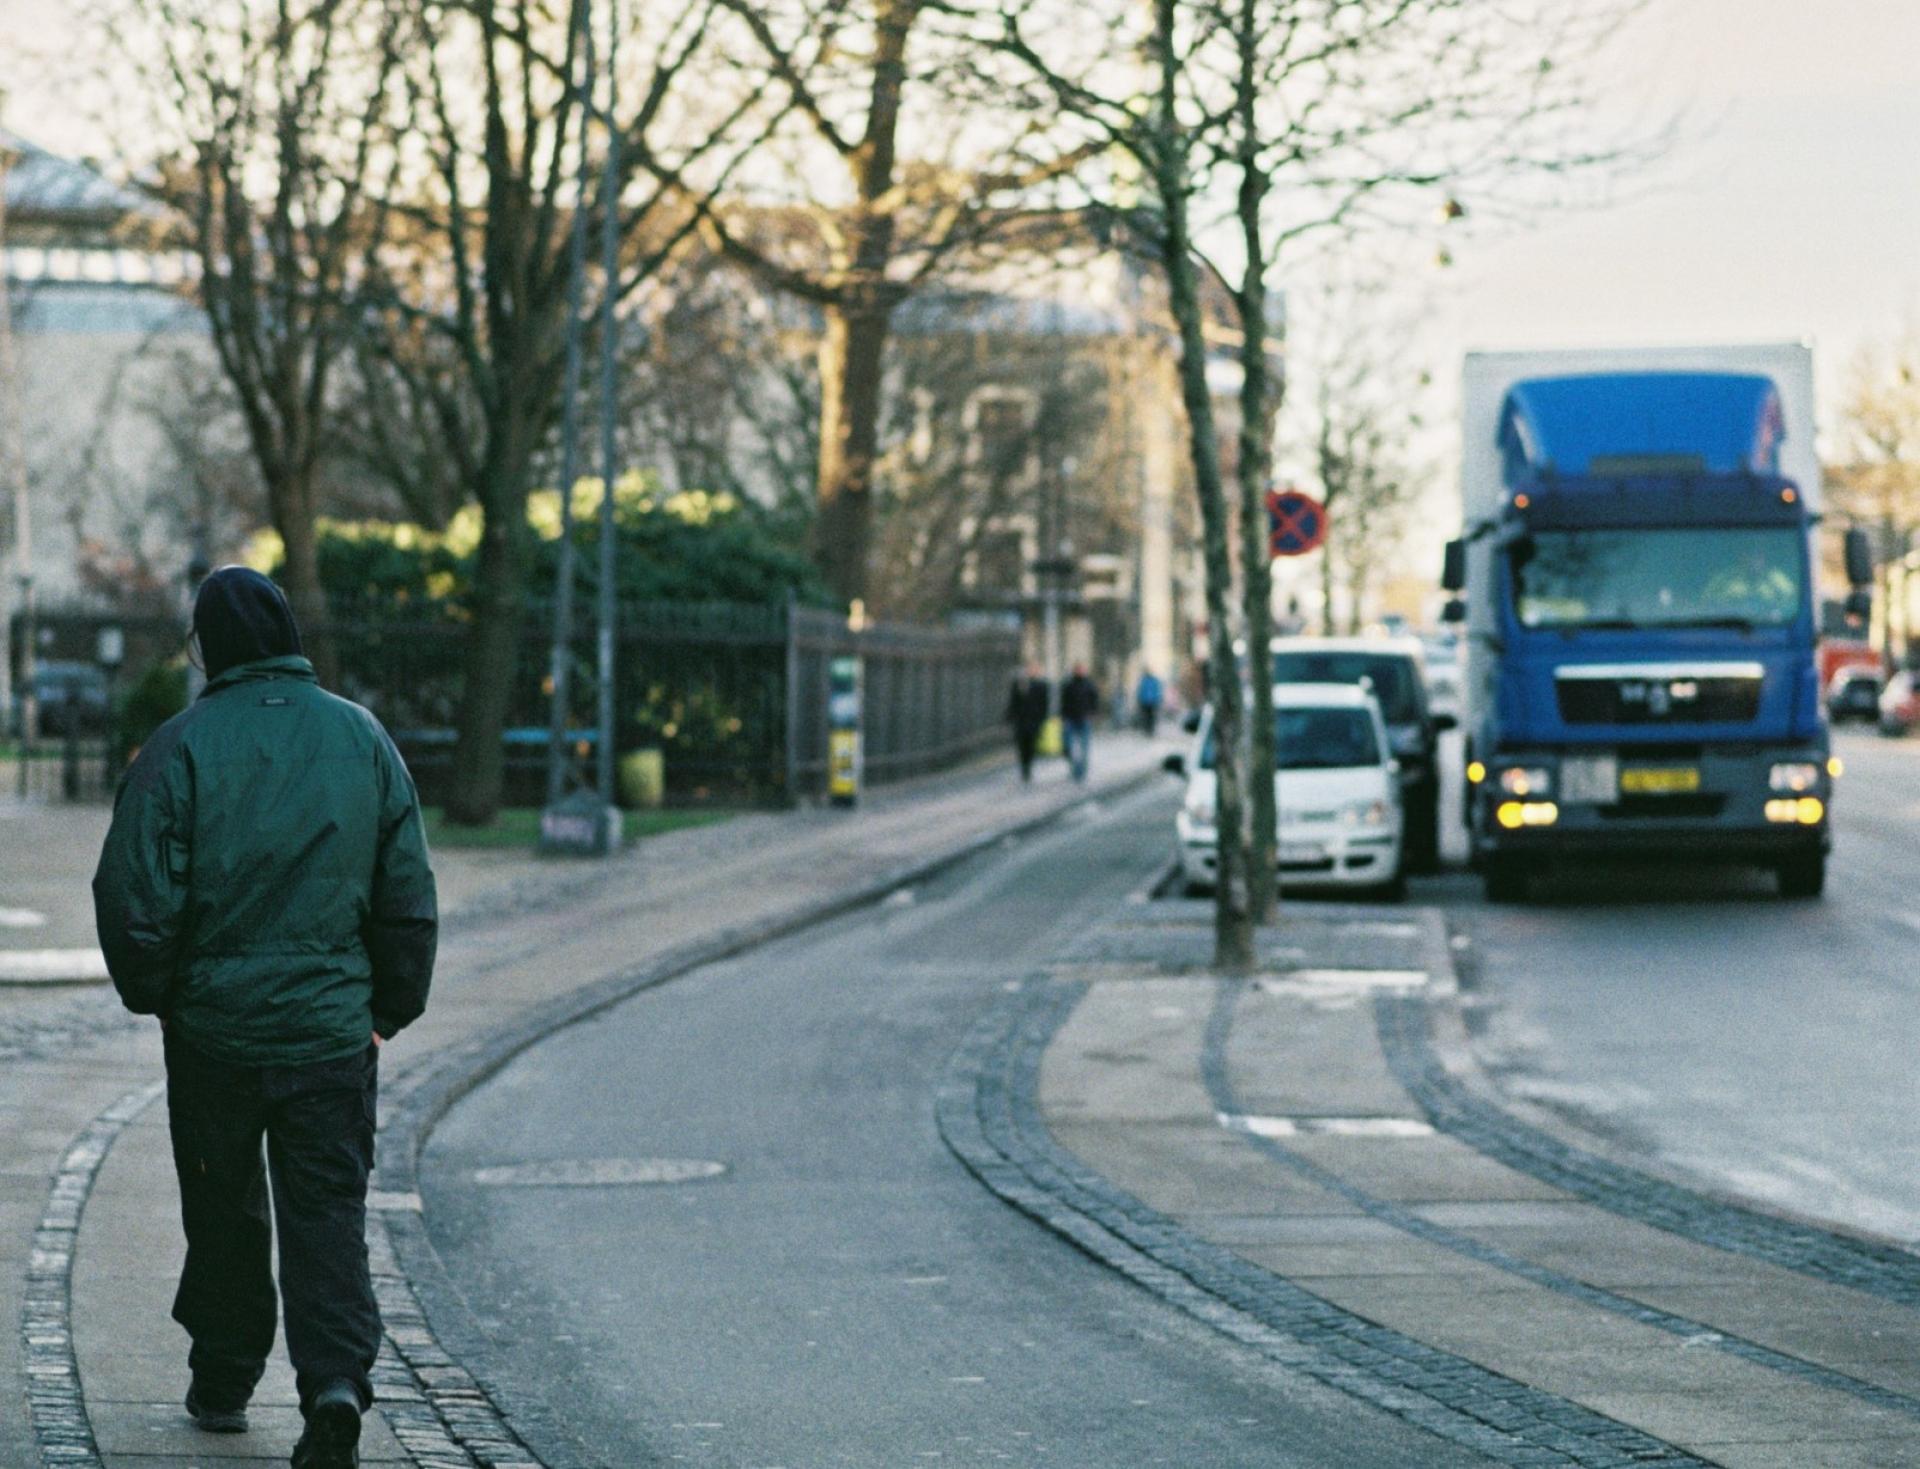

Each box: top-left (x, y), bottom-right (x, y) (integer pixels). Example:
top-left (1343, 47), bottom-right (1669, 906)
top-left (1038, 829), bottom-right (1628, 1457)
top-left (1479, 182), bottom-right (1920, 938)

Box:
top-left (1620, 767), bottom-right (1700, 795)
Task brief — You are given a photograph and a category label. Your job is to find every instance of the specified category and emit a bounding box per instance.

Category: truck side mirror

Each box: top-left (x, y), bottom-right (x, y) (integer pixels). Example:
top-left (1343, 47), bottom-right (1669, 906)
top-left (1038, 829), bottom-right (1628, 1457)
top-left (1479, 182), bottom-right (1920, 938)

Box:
top-left (1845, 527), bottom-right (1874, 589)
top-left (1441, 598), bottom-right (1467, 625)
top-left (1441, 539), bottom-right (1466, 592)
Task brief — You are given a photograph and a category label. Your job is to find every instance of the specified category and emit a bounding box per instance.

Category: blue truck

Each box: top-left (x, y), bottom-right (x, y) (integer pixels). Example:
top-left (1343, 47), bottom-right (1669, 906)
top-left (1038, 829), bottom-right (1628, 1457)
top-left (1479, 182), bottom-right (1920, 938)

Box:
top-left (1442, 345), bottom-right (1872, 902)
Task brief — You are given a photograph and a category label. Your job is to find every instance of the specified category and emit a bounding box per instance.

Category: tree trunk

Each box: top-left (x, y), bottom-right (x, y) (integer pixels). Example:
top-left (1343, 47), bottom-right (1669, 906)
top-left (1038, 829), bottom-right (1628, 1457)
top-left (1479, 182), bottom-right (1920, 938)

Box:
top-left (445, 448), bottom-right (534, 826)
top-left (1320, 520), bottom-right (1338, 635)
top-left (1149, 72), bottom-right (1253, 970)
top-left (271, 469), bottom-right (338, 689)
top-left (814, 300), bottom-right (889, 606)
top-left (1234, 142), bottom-right (1278, 926)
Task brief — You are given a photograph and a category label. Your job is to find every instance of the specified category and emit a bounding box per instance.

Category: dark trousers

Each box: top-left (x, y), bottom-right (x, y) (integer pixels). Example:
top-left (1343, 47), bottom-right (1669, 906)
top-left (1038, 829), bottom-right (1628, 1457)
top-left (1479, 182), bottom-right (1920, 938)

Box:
top-left (163, 1029), bottom-right (381, 1415)
top-left (1014, 727), bottom-right (1041, 780)
top-left (1063, 718), bottom-right (1092, 781)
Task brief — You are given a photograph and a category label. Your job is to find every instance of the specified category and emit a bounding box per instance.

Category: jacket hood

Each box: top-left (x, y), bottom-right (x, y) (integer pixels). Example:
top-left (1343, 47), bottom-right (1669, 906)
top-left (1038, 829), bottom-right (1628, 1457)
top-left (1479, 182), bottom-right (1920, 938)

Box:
top-left (194, 567), bottom-right (304, 681)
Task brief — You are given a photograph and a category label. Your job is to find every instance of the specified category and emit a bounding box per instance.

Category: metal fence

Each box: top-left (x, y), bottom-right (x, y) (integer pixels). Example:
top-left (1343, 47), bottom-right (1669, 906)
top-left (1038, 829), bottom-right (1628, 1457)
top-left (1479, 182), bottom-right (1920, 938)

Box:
top-left (9, 600), bottom-right (1020, 808)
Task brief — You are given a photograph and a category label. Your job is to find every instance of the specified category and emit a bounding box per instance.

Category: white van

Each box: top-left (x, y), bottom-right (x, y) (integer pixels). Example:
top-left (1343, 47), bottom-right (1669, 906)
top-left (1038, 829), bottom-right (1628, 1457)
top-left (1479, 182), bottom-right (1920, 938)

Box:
top-left (1170, 683), bottom-right (1404, 899)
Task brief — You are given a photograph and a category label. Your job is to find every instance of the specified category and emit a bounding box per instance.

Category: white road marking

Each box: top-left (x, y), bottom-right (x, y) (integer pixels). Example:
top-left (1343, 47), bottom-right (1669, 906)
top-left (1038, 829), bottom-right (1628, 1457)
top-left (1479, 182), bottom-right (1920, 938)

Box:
top-left (1256, 968), bottom-right (1428, 996)
top-left (1219, 1112), bottom-right (1436, 1140)
top-left (473, 1157), bottom-right (726, 1187)
top-left (0, 949), bottom-right (109, 983)
top-left (0, 908), bottom-right (47, 928)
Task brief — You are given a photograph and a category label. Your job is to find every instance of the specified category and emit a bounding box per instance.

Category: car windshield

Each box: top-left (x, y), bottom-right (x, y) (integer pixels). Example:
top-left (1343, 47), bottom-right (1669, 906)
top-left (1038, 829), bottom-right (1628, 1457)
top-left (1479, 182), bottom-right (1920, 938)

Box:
top-left (1269, 652), bottom-right (1419, 723)
top-left (1511, 527), bottom-right (1805, 630)
top-left (1200, 707), bottom-right (1383, 771)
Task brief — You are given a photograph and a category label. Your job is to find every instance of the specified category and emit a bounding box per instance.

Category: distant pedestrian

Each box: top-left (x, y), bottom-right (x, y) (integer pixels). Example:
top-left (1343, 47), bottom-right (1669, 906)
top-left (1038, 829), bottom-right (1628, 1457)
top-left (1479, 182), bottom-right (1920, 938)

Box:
top-left (92, 567), bottom-right (438, 1469)
top-left (1061, 664), bottom-right (1101, 782)
top-left (1135, 668), bottom-right (1165, 737)
top-left (1006, 665), bottom-right (1050, 782)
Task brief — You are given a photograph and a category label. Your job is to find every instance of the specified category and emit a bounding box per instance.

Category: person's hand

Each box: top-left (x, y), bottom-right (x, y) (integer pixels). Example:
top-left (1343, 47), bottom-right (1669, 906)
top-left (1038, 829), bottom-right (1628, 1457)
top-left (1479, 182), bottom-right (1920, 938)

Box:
top-left (371, 1032), bottom-right (383, 1049)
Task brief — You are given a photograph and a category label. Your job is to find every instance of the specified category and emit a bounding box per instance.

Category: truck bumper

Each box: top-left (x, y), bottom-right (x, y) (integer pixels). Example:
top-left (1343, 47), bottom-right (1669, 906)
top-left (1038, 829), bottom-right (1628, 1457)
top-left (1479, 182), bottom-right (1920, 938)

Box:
top-left (1471, 744), bottom-right (1832, 866)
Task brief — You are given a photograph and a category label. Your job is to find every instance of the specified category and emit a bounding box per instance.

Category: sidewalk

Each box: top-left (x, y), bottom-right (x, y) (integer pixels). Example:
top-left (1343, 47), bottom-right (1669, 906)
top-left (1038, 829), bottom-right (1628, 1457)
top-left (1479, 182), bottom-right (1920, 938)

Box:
top-left (960, 896), bottom-right (1920, 1469)
top-left (3, 732), bottom-right (1167, 1469)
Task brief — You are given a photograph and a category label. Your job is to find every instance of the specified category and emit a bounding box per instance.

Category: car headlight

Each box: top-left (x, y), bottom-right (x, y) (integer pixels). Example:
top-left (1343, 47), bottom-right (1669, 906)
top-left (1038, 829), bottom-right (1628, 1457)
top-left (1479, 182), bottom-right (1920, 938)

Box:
top-left (1184, 792), bottom-right (1216, 827)
top-left (1342, 798), bottom-right (1393, 827)
top-left (1769, 761), bottom-right (1822, 793)
top-left (1497, 766), bottom-right (1552, 797)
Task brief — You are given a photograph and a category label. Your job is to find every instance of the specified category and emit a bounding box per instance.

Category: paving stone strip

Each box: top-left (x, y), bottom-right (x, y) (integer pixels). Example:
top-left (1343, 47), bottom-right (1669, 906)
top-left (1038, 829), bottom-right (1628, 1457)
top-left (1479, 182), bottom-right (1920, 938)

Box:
top-left (1201, 978), bottom-right (1920, 1428)
top-left (21, 1081), bottom-right (160, 1469)
top-left (938, 976), bottom-right (1710, 1468)
top-left (1375, 977), bottom-right (1920, 1310)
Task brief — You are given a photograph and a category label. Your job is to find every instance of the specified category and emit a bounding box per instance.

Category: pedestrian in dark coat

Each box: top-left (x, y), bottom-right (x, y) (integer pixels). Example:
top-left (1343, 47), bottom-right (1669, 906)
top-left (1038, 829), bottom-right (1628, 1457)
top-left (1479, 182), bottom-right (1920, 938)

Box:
top-left (92, 567), bottom-right (437, 1469)
top-left (1006, 665), bottom-right (1050, 781)
top-left (1061, 664), bottom-right (1101, 782)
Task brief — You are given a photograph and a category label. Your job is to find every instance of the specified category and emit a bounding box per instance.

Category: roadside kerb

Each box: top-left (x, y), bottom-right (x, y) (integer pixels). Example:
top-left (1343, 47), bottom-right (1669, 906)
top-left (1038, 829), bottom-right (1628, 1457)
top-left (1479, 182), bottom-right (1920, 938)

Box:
top-left (1378, 918), bottom-right (1920, 1308)
top-left (939, 972), bottom-right (1712, 1469)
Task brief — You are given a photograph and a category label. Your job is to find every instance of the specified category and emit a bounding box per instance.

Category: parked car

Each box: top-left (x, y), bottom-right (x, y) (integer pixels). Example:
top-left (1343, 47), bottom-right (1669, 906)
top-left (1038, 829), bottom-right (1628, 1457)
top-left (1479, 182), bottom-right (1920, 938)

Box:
top-left (1826, 666), bottom-right (1882, 725)
top-left (1268, 636), bottom-right (1448, 872)
top-left (1167, 682), bottom-right (1405, 900)
top-left (8, 661), bottom-right (111, 738)
top-left (1881, 670), bottom-right (1920, 737)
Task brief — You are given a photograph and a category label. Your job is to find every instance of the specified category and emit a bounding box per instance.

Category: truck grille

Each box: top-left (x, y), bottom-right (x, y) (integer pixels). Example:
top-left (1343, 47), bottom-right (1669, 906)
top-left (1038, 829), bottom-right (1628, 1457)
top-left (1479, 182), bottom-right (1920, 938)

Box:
top-left (1555, 663), bottom-right (1763, 725)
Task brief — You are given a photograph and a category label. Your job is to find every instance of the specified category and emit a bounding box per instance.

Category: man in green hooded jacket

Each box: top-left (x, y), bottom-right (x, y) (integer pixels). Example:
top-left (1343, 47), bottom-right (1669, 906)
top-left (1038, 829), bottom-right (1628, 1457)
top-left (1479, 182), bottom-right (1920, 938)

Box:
top-left (93, 566), bottom-right (437, 1469)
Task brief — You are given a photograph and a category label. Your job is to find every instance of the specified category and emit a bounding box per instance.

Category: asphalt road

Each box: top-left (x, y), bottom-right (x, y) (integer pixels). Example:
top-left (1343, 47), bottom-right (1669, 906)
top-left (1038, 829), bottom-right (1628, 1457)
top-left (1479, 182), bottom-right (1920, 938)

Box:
top-left (421, 788), bottom-right (1492, 1469)
top-left (1424, 727), bottom-right (1920, 1247)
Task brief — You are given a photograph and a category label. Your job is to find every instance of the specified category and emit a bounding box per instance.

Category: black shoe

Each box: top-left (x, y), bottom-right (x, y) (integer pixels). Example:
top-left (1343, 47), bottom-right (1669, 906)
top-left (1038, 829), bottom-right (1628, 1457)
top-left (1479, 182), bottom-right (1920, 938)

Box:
top-left (291, 1381), bottom-right (362, 1469)
top-left (184, 1384), bottom-right (248, 1434)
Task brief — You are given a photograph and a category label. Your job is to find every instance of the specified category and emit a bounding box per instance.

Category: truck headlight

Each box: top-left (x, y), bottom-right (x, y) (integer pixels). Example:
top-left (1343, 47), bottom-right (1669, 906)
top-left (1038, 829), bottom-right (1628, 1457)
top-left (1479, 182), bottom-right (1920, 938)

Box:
top-left (1498, 766), bottom-right (1552, 797)
top-left (1342, 798), bottom-right (1392, 827)
top-left (1769, 762), bottom-right (1822, 793)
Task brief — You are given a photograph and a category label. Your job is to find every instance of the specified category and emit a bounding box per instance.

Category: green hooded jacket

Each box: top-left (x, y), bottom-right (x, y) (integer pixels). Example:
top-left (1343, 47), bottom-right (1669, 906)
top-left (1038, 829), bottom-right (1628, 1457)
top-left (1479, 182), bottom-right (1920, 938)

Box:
top-left (92, 653), bottom-right (438, 1066)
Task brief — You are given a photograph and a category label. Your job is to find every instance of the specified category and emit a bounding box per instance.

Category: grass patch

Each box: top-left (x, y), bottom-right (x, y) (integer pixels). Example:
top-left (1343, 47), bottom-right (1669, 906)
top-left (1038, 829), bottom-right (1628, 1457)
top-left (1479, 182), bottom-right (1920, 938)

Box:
top-left (424, 805), bottom-right (733, 851)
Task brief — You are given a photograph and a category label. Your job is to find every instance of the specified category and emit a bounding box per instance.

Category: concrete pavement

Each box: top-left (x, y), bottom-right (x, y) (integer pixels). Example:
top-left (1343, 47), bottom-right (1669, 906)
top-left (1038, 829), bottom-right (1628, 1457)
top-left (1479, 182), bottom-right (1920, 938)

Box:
top-left (4, 735), bottom-right (1165, 1469)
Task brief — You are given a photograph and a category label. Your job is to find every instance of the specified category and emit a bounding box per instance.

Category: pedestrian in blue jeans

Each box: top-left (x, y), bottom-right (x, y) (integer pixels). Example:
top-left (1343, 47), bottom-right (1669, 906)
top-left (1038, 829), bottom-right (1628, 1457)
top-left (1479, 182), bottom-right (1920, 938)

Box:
top-left (1060, 665), bottom-right (1101, 783)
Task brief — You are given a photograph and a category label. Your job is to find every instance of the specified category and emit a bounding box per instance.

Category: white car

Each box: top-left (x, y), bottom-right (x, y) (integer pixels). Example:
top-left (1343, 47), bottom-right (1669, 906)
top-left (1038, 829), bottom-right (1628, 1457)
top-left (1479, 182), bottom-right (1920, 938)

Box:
top-left (1170, 683), bottom-right (1405, 899)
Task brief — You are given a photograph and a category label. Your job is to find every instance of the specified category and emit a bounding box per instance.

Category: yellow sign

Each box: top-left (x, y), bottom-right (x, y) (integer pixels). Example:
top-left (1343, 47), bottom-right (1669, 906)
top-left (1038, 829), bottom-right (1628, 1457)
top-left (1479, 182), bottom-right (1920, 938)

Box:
top-left (829, 729), bottom-right (860, 800)
top-left (1620, 767), bottom-right (1700, 795)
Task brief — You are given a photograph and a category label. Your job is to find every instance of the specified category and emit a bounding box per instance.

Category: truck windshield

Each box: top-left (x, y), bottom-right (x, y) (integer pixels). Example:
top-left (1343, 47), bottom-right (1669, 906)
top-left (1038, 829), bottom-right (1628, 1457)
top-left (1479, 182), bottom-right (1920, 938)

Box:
top-left (1511, 527), bottom-right (1805, 630)
top-left (1269, 652), bottom-right (1420, 723)
top-left (1200, 707), bottom-right (1384, 771)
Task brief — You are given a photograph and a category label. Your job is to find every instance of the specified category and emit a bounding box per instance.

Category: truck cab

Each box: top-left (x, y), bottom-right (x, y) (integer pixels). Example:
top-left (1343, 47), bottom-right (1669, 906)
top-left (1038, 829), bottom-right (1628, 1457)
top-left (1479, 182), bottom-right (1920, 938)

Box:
top-left (1444, 352), bottom-right (1867, 901)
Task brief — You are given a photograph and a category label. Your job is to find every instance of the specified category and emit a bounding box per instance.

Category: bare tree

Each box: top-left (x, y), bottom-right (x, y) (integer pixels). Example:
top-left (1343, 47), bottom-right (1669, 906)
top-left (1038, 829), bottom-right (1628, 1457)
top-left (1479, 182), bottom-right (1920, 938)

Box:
top-left (98, 0), bottom-right (408, 684)
top-left (670, 0), bottom-right (1084, 608)
top-left (995, 0), bottom-right (1260, 969)
top-left (1219, 0), bottom-right (1647, 913)
top-left (354, 0), bottom-right (759, 824)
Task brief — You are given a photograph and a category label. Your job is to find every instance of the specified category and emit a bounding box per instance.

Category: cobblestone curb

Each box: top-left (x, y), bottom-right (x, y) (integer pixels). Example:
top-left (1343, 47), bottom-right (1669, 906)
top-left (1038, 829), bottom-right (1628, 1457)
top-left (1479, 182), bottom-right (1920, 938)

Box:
top-left (21, 1081), bottom-right (161, 1469)
top-left (938, 976), bottom-right (1712, 1469)
top-left (1375, 929), bottom-right (1920, 1310)
top-left (1201, 977), bottom-right (1920, 1426)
